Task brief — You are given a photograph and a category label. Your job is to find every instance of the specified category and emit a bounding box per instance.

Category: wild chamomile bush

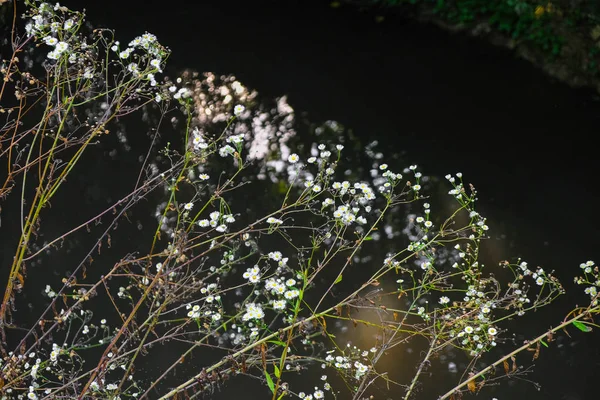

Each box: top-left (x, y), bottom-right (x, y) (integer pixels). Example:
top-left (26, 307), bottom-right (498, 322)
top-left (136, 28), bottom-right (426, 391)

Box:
top-left (0, 1), bottom-right (599, 400)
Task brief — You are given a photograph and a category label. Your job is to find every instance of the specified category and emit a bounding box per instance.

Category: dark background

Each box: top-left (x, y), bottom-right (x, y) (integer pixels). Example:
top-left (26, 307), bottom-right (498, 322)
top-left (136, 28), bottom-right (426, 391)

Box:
top-left (9, 0), bottom-right (600, 398)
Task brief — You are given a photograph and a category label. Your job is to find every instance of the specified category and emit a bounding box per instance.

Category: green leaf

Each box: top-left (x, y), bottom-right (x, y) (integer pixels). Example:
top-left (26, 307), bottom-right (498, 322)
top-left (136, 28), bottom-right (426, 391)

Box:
top-left (274, 364), bottom-right (281, 378)
top-left (363, 236), bottom-right (373, 241)
top-left (334, 274), bottom-right (343, 284)
top-left (264, 370), bottom-right (275, 393)
top-left (540, 339), bottom-right (548, 347)
top-left (572, 320), bottom-right (593, 333)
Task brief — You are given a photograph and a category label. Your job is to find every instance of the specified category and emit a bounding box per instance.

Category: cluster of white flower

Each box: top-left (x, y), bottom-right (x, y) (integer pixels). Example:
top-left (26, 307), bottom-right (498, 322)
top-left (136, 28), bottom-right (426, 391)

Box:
top-left (111, 32), bottom-right (163, 67)
top-left (323, 345), bottom-right (376, 382)
top-left (267, 216), bottom-right (283, 225)
top-left (454, 323), bottom-right (498, 355)
top-left (242, 265), bottom-right (261, 284)
top-left (183, 282), bottom-right (223, 323)
top-left (190, 127), bottom-right (209, 152)
top-left (371, 162), bottom-right (404, 195)
top-left (197, 210), bottom-right (235, 232)
top-left (298, 388), bottom-right (326, 400)
top-left (445, 174), bottom-right (489, 233)
top-left (219, 144), bottom-right (236, 157)
top-left (186, 304), bottom-right (201, 319)
top-left (575, 260), bottom-right (599, 305)
top-left (264, 276), bottom-right (299, 300)
top-left (241, 302), bottom-right (265, 322)
top-left (25, 2), bottom-right (78, 60)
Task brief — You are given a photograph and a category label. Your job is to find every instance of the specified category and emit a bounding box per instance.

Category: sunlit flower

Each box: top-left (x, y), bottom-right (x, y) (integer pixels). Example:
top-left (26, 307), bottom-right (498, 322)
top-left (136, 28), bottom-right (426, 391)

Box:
top-left (234, 105), bottom-right (245, 116)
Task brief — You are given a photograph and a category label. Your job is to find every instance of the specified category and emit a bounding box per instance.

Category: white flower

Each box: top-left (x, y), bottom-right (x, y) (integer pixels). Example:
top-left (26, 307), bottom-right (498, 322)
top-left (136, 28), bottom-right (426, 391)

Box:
top-left (464, 326), bottom-right (474, 334)
top-left (272, 300), bottom-right (286, 310)
top-left (439, 296), bottom-right (450, 305)
top-left (234, 105), bottom-right (245, 116)
top-left (127, 63), bottom-right (139, 75)
top-left (412, 184), bottom-right (421, 191)
top-left (44, 36), bottom-right (58, 46)
top-left (536, 277), bottom-right (544, 286)
top-left (184, 202), bottom-right (193, 211)
top-left (288, 153), bottom-right (299, 163)
top-left (488, 327), bottom-right (497, 336)
top-left (268, 251), bottom-right (283, 261)
top-left (216, 224), bottom-right (227, 232)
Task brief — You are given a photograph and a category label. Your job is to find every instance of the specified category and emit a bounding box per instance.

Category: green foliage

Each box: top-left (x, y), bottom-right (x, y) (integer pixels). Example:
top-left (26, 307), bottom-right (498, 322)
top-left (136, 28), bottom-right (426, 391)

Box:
top-left (572, 320), bottom-right (593, 333)
top-left (342, 0), bottom-right (600, 79)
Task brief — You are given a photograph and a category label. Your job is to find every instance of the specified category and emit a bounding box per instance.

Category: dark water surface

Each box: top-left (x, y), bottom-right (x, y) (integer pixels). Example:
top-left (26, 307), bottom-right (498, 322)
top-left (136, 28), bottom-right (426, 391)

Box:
top-left (11, 0), bottom-right (600, 399)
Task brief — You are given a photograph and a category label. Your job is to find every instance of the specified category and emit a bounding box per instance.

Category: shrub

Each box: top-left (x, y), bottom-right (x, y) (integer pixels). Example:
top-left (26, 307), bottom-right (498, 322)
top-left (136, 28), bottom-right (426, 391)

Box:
top-left (0, 1), bottom-right (597, 399)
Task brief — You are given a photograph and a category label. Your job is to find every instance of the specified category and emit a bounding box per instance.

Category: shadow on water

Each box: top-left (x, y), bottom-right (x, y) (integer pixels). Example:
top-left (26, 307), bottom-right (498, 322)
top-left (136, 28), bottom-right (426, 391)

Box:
top-left (11, 0), bottom-right (600, 398)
